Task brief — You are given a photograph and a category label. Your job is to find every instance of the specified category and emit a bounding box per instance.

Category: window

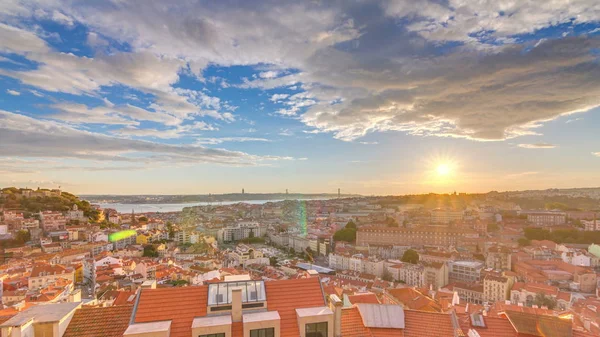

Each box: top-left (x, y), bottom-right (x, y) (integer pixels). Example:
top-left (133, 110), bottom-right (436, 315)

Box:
top-left (199, 334), bottom-right (225, 337)
top-left (306, 322), bottom-right (328, 337)
top-left (250, 328), bottom-right (275, 337)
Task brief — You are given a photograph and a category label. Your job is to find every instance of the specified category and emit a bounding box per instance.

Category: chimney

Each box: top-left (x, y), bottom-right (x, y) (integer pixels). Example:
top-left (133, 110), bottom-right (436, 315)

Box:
top-left (329, 294), bottom-right (343, 337)
top-left (231, 287), bottom-right (243, 322)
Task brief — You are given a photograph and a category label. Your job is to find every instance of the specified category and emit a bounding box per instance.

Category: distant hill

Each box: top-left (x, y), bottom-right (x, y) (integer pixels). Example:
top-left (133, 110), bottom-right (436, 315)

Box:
top-left (81, 192), bottom-right (359, 204)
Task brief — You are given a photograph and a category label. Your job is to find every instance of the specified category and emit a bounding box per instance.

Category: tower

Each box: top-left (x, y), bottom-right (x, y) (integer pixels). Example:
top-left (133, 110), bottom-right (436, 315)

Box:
top-left (242, 188), bottom-right (245, 195)
top-left (338, 188), bottom-right (341, 198)
top-left (286, 189), bottom-right (288, 195)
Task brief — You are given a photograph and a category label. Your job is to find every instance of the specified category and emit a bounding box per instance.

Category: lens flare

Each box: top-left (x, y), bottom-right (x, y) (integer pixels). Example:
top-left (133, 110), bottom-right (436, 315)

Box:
top-left (109, 230), bottom-right (137, 242)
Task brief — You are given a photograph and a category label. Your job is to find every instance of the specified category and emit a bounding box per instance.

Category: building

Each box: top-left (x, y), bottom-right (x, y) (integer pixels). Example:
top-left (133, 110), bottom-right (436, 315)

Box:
top-left (219, 222), bottom-right (266, 242)
top-left (40, 211), bottom-right (67, 232)
top-left (66, 204), bottom-right (87, 222)
top-left (63, 305), bottom-right (134, 337)
top-left (449, 260), bottom-right (484, 283)
top-left (449, 282), bottom-right (484, 304)
top-left (510, 282), bottom-right (571, 310)
top-left (328, 253), bottom-right (384, 278)
top-left (483, 274), bottom-right (514, 303)
top-left (0, 302), bottom-right (81, 337)
top-left (524, 211), bottom-right (567, 227)
top-left (387, 263), bottom-right (424, 287)
top-left (28, 263), bottom-right (75, 289)
top-left (356, 226), bottom-right (477, 247)
top-left (486, 245), bottom-right (512, 270)
top-left (421, 261), bottom-right (449, 290)
top-left (126, 276), bottom-right (332, 337)
top-left (229, 244), bottom-right (269, 267)
top-left (430, 209), bottom-right (464, 224)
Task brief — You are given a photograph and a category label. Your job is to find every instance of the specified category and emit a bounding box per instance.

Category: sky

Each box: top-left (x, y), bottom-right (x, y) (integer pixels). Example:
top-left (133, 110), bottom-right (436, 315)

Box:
top-left (1, 0), bottom-right (600, 195)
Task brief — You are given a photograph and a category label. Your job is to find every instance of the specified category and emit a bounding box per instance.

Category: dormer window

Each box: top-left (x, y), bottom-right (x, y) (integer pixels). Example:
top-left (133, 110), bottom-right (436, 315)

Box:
top-left (306, 322), bottom-right (327, 337)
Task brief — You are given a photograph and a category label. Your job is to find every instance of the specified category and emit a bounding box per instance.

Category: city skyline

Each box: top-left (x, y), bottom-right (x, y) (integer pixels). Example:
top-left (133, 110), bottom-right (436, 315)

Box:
top-left (2, 1), bottom-right (600, 195)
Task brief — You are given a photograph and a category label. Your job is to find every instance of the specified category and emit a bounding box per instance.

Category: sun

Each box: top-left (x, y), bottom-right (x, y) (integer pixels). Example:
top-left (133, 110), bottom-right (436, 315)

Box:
top-left (436, 163), bottom-right (452, 176)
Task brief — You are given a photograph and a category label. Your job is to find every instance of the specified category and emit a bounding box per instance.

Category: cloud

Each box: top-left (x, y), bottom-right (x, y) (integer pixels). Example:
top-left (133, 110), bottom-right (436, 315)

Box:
top-left (2, 1), bottom-right (600, 145)
top-left (517, 143), bottom-right (557, 149)
top-left (566, 117), bottom-right (583, 124)
top-left (259, 71), bottom-right (279, 79)
top-left (593, 152), bottom-right (600, 157)
top-left (0, 110), bottom-right (289, 166)
top-left (195, 137), bottom-right (271, 145)
top-left (270, 94), bottom-right (289, 102)
top-left (278, 129), bottom-right (294, 136)
top-left (359, 141), bottom-right (378, 145)
top-left (6, 89), bottom-right (20, 96)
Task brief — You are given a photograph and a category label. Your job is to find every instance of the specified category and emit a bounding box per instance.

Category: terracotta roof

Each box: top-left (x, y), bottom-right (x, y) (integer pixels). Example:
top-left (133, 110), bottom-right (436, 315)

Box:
top-left (264, 277), bottom-right (326, 337)
top-left (504, 310), bottom-right (572, 337)
top-left (133, 277), bottom-right (325, 337)
top-left (347, 293), bottom-right (380, 305)
top-left (457, 313), bottom-right (517, 337)
top-left (134, 285), bottom-right (208, 337)
top-left (386, 288), bottom-right (442, 312)
top-left (403, 310), bottom-right (460, 337)
top-left (63, 305), bottom-right (133, 337)
top-left (341, 306), bottom-right (404, 337)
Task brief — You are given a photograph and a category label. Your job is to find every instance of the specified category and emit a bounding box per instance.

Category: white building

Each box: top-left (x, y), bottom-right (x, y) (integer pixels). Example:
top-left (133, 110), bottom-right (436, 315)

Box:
top-left (218, 222), bottom-right (266, 242)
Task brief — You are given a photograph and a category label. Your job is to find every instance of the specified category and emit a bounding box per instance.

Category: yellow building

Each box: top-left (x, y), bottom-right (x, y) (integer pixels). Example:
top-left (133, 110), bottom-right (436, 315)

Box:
top-left (136, 233), bottom-right (150, 245)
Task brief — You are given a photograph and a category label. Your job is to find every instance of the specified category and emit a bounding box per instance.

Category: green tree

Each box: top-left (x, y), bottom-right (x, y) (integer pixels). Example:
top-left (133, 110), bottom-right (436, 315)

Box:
top-left (487, 223), bottom-right (500, 232)
top-left (518, 237), bottom-right (531, 247)
top-left (269, 256), bottom-right (278, 266)
top-left (15, 230), bottom-right (31, 243)
top-left (386, 217), bottom-right (399, 227)
top-left (382, 268), bottom-right (394, 282)
top-left (533, 292), bottom-right (557, 309)
top-left (345, 221), bottom-right (357, 229)
top-left (166, 222), bottom-right (175, 239)
top-left (333, 228), bottom-right (356, 242)
top-left (143, 245), bottom-right (159, 257)
top-left (138, 216), bottom-right (148, 223)
top-left (401, 249), bottom-right (419, 264)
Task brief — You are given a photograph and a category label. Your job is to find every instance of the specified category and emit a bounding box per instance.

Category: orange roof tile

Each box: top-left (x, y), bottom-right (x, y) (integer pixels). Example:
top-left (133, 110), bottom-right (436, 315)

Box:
top-left (403, 310), bottom-right (458, 337)
top-left (265, 277), bottom-right (326, 337)
top-left (347, 293), bottom-right (380, 305)
top-left (63, 305), bottom-right (133, 337)
top-left (134, 286), bottom-right (208, 337)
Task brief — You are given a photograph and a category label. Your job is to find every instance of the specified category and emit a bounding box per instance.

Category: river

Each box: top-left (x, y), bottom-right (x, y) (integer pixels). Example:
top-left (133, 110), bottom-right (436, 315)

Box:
top-left (98, 199), bottom-right (307, 213)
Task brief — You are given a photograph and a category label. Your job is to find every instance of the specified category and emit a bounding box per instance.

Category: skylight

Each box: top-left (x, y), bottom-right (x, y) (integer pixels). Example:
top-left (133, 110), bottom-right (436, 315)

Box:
top-left (207, 280), bottom-right (266, 306)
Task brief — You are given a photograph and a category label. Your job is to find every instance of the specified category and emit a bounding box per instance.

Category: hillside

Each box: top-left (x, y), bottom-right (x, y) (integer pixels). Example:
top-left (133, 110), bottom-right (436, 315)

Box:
top-left (0, 187), bottom-right (100, 221)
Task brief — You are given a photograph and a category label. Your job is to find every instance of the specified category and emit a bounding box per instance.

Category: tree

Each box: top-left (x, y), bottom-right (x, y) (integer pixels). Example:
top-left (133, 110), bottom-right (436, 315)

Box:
top-left (345, 221), bottom-right (357, 229)
top-left (533, 292), bottom-right (557, 309)
top-left (143, 245), bottom-right (159, 257)
top-left (15, 230), bottom-right (31, 243)
top-left (382, 268), bottom-right (394, 282)
top-left (333, 228), bottom-right (356, 242)
top-left (386, 217), bottom-right (399, 227)
top-left (166, 222), bottom-right (175, 239)
top-left (518, 237), bottom-right (531, 247)
top-left (401, 249), bottom-right (419, 264)
top-left (487, 223), bottom-right (500, 232)
top-left (138, 216), bottom-right (148, 223)
top-left (269, 256), bottom-right (278, 267)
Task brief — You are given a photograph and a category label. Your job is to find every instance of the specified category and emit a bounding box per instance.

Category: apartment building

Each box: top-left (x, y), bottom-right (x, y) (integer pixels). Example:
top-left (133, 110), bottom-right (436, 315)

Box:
top-left (483, 274), bottom-right (513, 303)
top-left (219, 222), bottom-right (266, 242)
top-left (28, 263), bottom-right (75, 289)
top-left (448, 260), bottom-right (484, 283)
top-left (387, 263), bottom-right (424, 287)
top-left (229, 244), bottom-right (269, 267)
top-left (356, 226), bottom-right (477, 247)
top-left (40, 211), bottom-right (67, 231)
top-left (524, 211), bottom-right (567, 227)
top-left (422, 261), bottom-right (449, 290)
top-left (430, 208), bottom-right (465, 224)
top-left (486, 245), bottom-right (512, 270)
top-left (126, 276), bottom-right (333, 337)
top-left (328, 253), bottom-right (384, 278)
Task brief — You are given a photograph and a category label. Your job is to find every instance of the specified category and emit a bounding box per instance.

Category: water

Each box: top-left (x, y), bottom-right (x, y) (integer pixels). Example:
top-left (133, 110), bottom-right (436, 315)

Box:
top-left (99, 199), bottom-right (296, 213)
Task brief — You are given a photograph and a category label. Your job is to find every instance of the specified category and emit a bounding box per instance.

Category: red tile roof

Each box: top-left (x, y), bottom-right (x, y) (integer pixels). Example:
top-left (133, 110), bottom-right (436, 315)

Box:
top-left (457, 313), bottom-right (517, 337)
top-left (347, 293), bottom-right (380, 305)
top-left (63, 305), bottom-right (133, 337)
top-left (403, 310), bottom-right (459, 337)
top-left (134, 286), bottom-right (208, 337)
top-left (265, 277), bottom-right (326, 337)
top-left (133, 277), bottom-right (325, 337)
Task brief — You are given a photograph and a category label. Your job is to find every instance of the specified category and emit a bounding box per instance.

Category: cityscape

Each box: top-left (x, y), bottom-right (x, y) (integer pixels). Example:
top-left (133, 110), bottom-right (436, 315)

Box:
top-left (2, 1), bottom-right (600, 337)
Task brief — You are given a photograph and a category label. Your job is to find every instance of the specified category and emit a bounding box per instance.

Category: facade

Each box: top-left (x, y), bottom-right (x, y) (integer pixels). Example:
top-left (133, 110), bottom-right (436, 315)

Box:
top-left (328, 253), bottom-right (384, 278)
top-left (356, 226), bottom-right (477, 247)
top-left (28, 263), bottom-right (75, 289)
top-left (449, 260), bottom-right (484, 283)
top-left (525, 211), bottom-right (567, 227)
top-left (486, 245), bottom-right (512, 270)
top-left (219, 222), bottom-right (266, 242)
top-left (430, 209), bottom-right (464, 224)
top-left (387, 263), bottom-right (424, 287)
top-left (229, 244), bottom-right (269, 267)
top-left (483, 274), bottom-right (513, 303)
top-left (450, 283), bottom-right (484, 304)
top-left (40, 211), bottom-right (67, 231)
top-left (422, 261), bottom-right (449, 290)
